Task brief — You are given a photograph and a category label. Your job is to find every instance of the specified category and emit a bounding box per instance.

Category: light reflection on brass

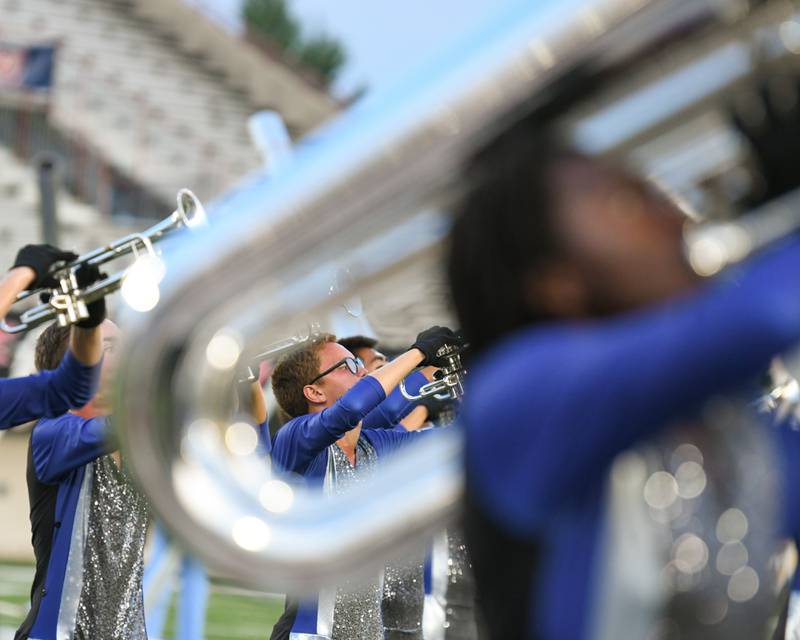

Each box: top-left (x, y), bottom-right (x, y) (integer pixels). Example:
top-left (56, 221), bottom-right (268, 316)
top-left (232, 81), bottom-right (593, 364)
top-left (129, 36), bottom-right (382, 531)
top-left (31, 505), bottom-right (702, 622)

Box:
top-left (644, 471), bottom-right (679, 509)
top-left (716, 508), bottom-right (749, 544)
top-left (727, 566), bottom-right (760, 603)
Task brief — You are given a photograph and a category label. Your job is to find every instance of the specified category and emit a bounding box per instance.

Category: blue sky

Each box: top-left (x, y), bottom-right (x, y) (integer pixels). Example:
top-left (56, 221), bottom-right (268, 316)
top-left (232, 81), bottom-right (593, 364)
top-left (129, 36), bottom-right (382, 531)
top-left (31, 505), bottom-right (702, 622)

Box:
top-left (199, 0), bottom-right (502, 99)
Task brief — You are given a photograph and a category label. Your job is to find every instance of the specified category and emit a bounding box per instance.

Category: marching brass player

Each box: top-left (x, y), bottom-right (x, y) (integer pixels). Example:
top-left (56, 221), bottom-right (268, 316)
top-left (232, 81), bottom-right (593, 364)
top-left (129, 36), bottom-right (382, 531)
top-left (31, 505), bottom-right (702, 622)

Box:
top-left (16, 319), bottom-right (268, 640)
top-left (448, 95), bottom-right (800, 640)
top-left (0, 245), bottom-right (105, 429)
top-left (15, 320), bottom-right (140, 640)
top-left (269, 327), bottom-right (462, 640)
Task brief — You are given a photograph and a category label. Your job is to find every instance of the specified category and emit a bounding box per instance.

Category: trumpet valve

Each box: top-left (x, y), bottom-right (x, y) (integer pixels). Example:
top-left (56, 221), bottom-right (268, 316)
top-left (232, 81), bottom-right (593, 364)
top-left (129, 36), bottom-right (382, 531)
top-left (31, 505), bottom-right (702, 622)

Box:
top-left (50, 292), bottom-right (89, 326)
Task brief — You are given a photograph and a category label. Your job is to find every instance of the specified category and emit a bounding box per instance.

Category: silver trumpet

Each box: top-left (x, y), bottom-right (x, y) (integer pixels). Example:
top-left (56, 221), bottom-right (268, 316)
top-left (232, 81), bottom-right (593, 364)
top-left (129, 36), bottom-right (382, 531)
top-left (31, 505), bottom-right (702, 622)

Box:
top-left (238, 322), bottom-right (321, 383)
top-left (399, 344), bottom-right (467, 402)
top-left (115, 0), bottom-right (779, 593)
top-left (1, 189), bottom-right (206, 334)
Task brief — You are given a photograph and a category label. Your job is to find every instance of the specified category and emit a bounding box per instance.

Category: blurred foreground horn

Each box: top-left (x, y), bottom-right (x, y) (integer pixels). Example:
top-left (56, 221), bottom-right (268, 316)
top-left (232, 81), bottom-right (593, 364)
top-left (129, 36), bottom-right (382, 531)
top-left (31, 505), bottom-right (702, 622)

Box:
top-left (115, 0), bottom-right (754, 592)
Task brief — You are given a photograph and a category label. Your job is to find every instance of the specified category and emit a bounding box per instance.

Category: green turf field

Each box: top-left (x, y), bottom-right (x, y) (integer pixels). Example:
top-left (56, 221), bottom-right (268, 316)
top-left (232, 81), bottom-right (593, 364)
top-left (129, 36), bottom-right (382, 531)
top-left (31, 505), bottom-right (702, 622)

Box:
top-left (0, 561), bottom-right (284, 640)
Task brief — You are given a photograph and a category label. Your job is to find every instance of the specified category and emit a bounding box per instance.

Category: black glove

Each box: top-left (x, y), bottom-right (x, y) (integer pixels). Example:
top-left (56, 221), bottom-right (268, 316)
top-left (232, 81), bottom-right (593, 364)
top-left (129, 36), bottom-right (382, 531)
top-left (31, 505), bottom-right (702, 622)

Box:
top-left (730, 78), bottom-right (800, 207)
top-left (411, 326), bottom-right (464, 367)
top-left (73, 264), bottom-right (106, 329)
top-left (12, 244), bottom-right (77, 289)
top-left (417, 393), bottom-right (457, 424)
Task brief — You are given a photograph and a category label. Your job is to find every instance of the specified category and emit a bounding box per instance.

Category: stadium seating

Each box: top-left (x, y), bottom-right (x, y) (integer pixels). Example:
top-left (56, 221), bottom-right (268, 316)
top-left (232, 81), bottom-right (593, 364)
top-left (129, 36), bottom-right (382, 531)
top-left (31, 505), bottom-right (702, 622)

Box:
top-left (0, 0), bottom-right (335, 205)
top-left (0, 143), bottom-right (139, 267)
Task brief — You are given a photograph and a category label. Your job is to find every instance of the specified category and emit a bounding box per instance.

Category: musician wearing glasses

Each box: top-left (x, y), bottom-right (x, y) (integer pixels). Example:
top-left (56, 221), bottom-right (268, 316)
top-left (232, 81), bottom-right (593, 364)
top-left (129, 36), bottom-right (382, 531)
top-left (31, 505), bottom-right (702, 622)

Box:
top-left (0, 244), bottom-right (105, 430)
top-left (447, 103), bottom-right (800, 640)
top-left (269, 327), bottom-right (462, 640)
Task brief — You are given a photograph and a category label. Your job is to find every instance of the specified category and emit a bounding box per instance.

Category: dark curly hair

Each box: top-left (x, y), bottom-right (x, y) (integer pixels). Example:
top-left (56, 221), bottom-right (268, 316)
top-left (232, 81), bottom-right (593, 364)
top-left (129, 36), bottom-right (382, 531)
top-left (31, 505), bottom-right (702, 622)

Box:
top-left (447, 120), bottom-right (579, 357)
top-left (338, 335), bottom-right (378, 354)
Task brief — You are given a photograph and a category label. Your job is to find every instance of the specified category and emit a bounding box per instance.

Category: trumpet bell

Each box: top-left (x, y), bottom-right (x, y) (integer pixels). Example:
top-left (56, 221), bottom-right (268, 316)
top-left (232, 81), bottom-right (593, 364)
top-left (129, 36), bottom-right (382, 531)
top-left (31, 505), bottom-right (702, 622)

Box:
top-left (177, 188), bottom-right (208, 230)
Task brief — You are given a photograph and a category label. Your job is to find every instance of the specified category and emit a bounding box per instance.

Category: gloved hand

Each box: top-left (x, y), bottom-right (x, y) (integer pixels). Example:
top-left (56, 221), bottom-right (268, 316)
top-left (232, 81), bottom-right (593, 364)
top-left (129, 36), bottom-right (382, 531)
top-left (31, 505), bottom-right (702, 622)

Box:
top-left (411, 326), bottom-right (464, 367)
top-left (11, 244), bottom-right (77, 289)
top-left (417, 393), bottom-right (458, 424)
top-left (730, 78), bottom-right (800, 207)
top-left (74, 264), bottom-right (106, 329)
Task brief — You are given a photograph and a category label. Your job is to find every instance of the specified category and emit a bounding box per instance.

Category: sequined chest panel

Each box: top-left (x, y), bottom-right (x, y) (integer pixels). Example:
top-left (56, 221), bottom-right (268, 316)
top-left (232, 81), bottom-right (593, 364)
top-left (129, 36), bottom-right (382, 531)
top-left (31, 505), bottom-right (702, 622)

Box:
top-left (73, 455), bottom-right (149, 640)
top-left (594, 398), bottom-right (786, 640)
top-left (326, 438), bottom-right (384, 640)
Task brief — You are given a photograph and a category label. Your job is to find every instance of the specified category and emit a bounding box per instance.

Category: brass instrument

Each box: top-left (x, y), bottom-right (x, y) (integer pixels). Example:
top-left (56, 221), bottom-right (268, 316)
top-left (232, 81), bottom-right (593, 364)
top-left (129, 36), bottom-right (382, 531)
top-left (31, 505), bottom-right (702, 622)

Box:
top-left (115, 0), bottom-right (791, 594)
top-left (399, 344), bottom-right (466, 402)
top-left (685, 186), bottom-right (800, 276)
top-left (1, 189), bottom-right (206, 334)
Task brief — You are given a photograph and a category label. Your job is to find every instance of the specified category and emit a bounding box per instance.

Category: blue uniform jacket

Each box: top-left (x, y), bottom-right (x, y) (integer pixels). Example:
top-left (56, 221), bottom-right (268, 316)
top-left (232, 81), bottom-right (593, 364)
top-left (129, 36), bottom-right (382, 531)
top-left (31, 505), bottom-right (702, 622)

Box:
top-left (361, 370), bottom-right (427, 430)
top-left (21, 413), bottom-right (111, 640)
top-left (0, 350), bottom-right (100, 430)
top-left (272, 376), bottom-right (424, 486)
top-left (463, 237), bottom-right (800, 640)
top-left (257, 415), bottom-right (272, 455)
top-left (21, 410), bottom-right (268, 639)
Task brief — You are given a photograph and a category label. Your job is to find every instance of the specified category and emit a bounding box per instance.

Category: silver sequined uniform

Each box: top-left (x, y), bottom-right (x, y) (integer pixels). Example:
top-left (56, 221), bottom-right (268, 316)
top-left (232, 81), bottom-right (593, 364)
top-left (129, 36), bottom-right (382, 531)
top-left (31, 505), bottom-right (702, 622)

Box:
top-left (329, 439), bottom-right (384, 640)
top-left (383, 552), bottom-right (424, 639)
top-left (74, 455), bottom-right (149, 640)
top-left (595, 397), bottom-right (784, 640)
top-left (442, 531), bottom-right (478, 639)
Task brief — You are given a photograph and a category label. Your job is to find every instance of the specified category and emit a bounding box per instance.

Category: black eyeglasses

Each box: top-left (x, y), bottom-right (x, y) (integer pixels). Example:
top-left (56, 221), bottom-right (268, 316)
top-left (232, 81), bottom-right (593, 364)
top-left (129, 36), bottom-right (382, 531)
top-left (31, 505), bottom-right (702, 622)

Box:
top-left (308, 356), bottom-right (364, 385)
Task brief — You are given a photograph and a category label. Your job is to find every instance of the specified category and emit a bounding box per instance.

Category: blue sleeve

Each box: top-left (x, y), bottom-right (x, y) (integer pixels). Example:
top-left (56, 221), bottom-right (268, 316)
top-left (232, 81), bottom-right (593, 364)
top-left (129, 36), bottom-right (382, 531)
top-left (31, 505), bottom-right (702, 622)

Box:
top-left (0, 350), bottom-right (101, 430)
top-left (776, 421), bottom-right (800, 540)
top-left (465, 237), bottom-right (800, 535)
top-left (364, 426), bottom-right (433, 458)
top-left (361, 371), bottom-right (428, 430)
top-left (272, 376), bottom-right (386, 474)
top-left (31, 414), bottom-right (111, 483)
top-left (256, 417), bottom-right (271, 457)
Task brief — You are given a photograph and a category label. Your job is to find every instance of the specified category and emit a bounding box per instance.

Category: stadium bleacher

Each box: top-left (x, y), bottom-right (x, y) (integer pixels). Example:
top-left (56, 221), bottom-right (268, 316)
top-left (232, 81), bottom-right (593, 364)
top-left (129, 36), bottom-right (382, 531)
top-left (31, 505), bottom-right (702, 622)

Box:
top-left (0, 0), bottom-right (338, 204)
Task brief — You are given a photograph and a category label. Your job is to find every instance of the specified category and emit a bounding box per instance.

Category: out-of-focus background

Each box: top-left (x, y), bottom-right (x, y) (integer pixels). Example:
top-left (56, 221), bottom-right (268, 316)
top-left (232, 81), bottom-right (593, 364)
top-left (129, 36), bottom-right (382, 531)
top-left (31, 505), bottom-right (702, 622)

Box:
top-left (4, 0), bottom-right (797, 636)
